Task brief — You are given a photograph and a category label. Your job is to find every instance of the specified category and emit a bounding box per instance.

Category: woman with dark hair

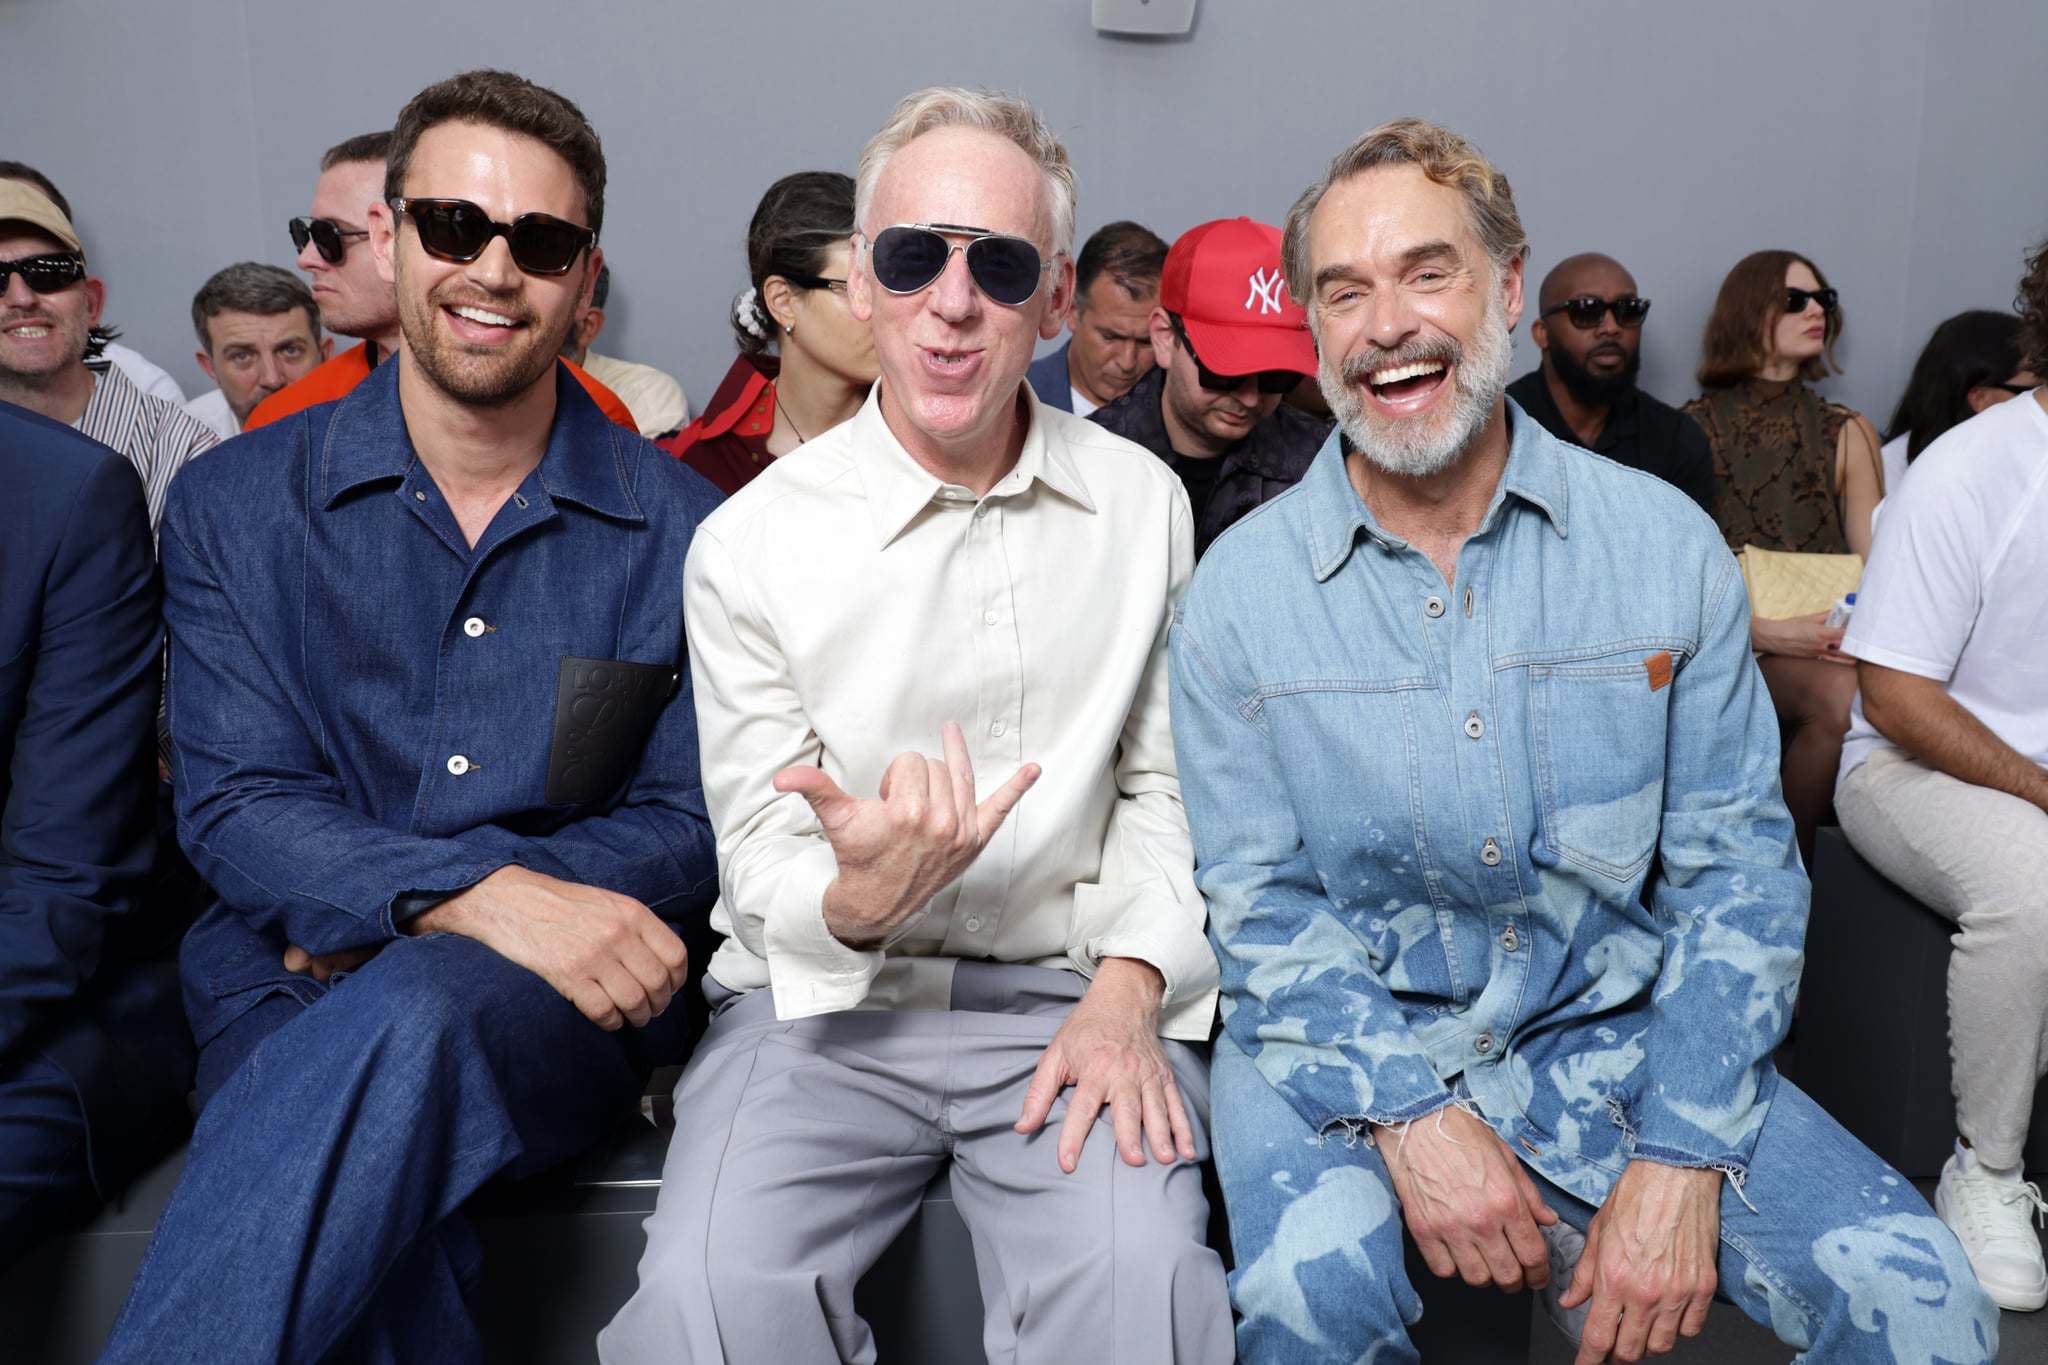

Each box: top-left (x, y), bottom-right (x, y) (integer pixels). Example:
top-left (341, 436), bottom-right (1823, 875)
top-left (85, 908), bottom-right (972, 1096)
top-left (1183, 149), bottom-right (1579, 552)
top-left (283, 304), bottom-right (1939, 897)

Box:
top-left (661, 171), bottom-right (877, 495)
top-left (1880, 310), bottom-right (2036, 493)
top-left (1684, 249), bottom-right (1885, 866)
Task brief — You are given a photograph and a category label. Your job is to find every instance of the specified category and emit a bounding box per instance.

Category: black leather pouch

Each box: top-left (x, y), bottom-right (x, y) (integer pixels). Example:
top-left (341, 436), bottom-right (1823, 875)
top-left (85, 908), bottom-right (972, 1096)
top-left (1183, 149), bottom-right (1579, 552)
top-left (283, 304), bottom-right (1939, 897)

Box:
top-left (544, 655), bottom-right (680, 805)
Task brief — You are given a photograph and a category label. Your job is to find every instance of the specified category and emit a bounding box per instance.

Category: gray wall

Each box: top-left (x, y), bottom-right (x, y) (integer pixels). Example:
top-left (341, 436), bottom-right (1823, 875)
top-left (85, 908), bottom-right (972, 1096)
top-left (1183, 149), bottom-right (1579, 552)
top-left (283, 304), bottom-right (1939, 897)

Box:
top-left (5, 0), bottom-right (2045, 429)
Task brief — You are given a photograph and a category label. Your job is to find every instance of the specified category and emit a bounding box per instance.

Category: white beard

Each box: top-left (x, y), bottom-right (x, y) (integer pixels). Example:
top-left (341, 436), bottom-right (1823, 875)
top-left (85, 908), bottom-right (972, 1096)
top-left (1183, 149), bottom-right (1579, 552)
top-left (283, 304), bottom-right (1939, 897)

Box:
top-left (1321, 290), bottom-right (1515, 478)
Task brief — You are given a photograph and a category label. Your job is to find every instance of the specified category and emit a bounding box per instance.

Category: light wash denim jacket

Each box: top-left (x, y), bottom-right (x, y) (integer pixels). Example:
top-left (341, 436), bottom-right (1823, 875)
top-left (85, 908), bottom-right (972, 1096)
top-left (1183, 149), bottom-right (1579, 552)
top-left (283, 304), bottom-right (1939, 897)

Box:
top-left (1169, 404), bottom-right (1806, 1202)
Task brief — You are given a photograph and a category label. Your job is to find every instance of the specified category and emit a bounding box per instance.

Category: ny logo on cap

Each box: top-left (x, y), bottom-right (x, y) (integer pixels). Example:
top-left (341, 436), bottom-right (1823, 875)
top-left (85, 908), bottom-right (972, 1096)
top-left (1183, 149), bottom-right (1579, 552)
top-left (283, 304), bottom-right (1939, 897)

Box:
top-left (1245, 267), bottom-right (1286, 315)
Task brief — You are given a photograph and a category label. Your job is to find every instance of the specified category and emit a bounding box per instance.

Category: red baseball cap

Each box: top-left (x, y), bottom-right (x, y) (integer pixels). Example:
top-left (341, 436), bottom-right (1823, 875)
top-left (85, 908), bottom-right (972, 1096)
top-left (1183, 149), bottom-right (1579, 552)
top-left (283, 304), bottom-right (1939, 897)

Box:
top-left (1158, 217), bottom-right (1315, 377)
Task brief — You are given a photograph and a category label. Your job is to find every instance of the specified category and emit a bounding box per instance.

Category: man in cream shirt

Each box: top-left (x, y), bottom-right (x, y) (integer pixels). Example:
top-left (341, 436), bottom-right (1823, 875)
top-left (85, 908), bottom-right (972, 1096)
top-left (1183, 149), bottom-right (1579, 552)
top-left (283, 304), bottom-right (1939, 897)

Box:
top-left (602, 87), bottom-right (1230, 1365)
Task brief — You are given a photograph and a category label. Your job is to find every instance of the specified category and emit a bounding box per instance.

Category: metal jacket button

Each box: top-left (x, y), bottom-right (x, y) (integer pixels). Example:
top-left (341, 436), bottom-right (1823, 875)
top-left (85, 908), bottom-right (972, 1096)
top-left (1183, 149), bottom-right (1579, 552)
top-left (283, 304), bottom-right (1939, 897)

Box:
top-left (1501, 925), bottom-right (1519, 952)
top-left (1464, 711), bottom-right (1484, 739)
top-left (1480, 837), bottom-right (1502, 867)
top-left (1424, 596), bottom-right (1445, 618)
top-left (463, 617), bottom-right (488, 638)
top-left (446, 755), bottom-right (472, 776)
top-left (1475, 1032), bottom-right (1495, 1055)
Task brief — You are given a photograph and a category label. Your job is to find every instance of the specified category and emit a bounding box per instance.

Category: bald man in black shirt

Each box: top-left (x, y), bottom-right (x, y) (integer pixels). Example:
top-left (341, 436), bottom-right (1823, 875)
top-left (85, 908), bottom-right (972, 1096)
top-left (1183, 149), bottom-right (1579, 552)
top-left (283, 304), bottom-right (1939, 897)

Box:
top-left (1506, 252), bottom-right (1714, 513)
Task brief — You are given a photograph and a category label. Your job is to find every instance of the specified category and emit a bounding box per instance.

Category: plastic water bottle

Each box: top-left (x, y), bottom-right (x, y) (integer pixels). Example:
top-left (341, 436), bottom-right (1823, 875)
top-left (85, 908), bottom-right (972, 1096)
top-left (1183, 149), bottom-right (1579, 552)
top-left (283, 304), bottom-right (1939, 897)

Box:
top-left (1824, 592), bottom-right (1857, 630)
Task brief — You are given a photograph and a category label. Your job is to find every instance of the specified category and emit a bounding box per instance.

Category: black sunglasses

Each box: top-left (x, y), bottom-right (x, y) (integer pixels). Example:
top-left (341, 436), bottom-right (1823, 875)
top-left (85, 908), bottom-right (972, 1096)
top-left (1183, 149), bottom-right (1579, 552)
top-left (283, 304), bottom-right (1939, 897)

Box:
top-left (1540, 295), bottom-right (1651, 330)
top-left (1785, 286), bottom-right (1839, 314)
top-left (865, 223), bottom-right (1052, 307)
top-left (389, 198), bottom-right (596, 277)
top-left (288, 216), bottom-right (369, 265)
top-left (779, 271), bottom-right (847, 295)
top-left (1169, 315), bottom-right (1299, 395)
top-left (0, 251), bottom-right (87, 294)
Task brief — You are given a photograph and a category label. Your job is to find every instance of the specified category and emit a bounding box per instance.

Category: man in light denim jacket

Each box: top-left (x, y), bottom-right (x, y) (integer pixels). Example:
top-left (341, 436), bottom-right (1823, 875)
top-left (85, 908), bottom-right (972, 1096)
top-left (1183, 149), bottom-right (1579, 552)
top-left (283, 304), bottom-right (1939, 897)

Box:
top-left (1169, 117), bottom-right (1997, 1365)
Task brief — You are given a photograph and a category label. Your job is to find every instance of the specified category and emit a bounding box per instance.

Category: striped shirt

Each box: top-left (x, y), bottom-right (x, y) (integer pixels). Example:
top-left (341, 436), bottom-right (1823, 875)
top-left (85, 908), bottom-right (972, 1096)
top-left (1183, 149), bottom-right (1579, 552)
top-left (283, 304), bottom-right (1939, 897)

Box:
top-left (78, 360), bottom-right (218, 530)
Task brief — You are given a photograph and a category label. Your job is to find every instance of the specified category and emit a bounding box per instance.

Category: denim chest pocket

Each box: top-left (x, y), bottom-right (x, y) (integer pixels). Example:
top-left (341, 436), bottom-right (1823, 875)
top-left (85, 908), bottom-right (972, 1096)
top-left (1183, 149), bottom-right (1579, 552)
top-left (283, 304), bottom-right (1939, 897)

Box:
top-left (545, 655), bottom-right (679, 805)
top-left (1529, 659), bottom-right (1672, 881)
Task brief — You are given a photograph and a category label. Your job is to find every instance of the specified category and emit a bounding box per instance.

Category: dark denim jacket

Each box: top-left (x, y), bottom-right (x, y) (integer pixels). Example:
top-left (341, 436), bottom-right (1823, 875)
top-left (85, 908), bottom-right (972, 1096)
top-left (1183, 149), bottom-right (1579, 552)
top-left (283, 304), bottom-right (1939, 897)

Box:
top-left (161, 362), bottom-right (722, 1044)
top-left (1170, 404), bottom-right (1807, 1202)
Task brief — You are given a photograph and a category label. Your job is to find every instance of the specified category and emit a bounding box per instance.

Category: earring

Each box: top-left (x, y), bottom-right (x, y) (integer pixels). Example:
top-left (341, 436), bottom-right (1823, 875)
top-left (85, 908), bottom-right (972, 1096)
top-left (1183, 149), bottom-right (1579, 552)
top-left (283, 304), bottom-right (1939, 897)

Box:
top-left (784, 324), bottom-right (794, 336)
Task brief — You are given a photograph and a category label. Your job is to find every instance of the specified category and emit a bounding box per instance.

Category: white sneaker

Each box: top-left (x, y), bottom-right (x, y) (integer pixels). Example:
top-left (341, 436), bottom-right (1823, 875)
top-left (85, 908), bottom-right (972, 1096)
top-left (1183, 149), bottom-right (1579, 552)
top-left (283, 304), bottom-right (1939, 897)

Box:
top-left (1936, 1146), bottom-right (2048, 1312)
top-left (1537, 1219), bottom-right (1589, 1344)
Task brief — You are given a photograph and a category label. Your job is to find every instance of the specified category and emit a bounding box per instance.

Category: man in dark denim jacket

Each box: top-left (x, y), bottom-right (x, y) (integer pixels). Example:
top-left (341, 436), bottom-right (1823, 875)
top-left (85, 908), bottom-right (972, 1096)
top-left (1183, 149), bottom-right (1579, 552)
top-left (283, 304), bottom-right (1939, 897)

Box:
top-left (99, 71), bottom-right (721, 1363)
top-left (1171, 119), bottom-right (1996, 1365)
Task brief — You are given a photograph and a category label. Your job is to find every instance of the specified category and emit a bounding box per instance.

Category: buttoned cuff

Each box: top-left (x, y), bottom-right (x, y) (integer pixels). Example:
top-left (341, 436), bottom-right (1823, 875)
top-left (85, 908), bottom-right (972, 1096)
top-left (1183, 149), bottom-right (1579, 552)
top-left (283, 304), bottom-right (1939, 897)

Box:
top-left (762, 842), bottom-right (886, 1020)
top-left (1067, 884), bottom-right (1217, 1010)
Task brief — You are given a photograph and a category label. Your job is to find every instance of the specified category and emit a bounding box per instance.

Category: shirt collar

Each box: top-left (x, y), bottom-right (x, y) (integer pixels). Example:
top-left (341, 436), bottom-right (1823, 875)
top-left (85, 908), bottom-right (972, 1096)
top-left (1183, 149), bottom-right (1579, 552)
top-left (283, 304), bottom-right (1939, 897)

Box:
top-left (1301, 397), bottom-right (1571, 582)
top-left (855, 380), bottom-right (1095, 548)
top-left (320, 358), bottom-right (644, 522)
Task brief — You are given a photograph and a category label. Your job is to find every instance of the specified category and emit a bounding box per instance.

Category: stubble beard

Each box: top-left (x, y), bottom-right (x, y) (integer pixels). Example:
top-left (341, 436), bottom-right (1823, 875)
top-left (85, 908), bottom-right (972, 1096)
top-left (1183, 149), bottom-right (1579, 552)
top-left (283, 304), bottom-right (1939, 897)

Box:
top-left (398, 271), bottom-right (571, 410)
top-left (1321, 290), bottom-right (1515, 478)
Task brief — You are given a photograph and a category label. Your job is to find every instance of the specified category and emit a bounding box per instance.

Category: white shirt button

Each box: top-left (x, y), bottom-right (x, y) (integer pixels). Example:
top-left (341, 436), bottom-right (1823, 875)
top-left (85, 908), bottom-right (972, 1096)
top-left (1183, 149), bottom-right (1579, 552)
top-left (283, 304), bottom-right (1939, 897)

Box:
top-left (964, 916), bottom-right (982, 932)
top-left (983, 610), bottom-right (999, 626)
top-left (974, 504), bottom-right (989, 519)
top-left (990, 721), bottom-right (1006, 737)
top-left (446, 755), bottom-right (471, 776)
top-left (463, 617), bottom-right (488, 638)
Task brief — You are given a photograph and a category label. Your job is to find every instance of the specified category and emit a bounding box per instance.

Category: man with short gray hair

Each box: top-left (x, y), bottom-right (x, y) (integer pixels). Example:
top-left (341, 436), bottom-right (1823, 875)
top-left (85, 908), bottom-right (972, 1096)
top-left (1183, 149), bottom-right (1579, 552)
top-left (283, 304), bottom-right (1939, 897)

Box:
top-left (602, 86), bottom-right (1231, 1364)
top-left (1172, 117), bottom-right (1996, 1363)
top-left (185, 261), bottom-right (331, 440)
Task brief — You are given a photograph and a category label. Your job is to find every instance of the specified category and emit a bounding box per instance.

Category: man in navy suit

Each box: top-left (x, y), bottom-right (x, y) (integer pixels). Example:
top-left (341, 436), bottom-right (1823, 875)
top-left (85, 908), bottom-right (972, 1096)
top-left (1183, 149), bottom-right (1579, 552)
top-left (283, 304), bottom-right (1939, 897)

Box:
top-left (1026, 219), bottom-right (1167, 415)
top-left (0, 399), bottom-right (193, 1267)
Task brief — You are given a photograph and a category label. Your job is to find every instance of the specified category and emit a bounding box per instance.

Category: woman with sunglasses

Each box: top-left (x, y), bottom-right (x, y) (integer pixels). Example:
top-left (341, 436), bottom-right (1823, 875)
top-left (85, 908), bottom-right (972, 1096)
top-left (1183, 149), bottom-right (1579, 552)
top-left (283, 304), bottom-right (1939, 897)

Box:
top-left (661, 172), bottom-right (877, 495)
top-left (1683, 249), bottom-right (1884, 867)
top-left (1881, 310), bottom-right (2037, 495)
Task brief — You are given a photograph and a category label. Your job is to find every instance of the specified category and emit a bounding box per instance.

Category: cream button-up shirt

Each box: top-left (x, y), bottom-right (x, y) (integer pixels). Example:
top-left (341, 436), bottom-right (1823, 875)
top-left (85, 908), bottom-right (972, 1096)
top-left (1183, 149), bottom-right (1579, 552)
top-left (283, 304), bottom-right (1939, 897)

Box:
top-left (685, 382), bottom-right (1217, 1040)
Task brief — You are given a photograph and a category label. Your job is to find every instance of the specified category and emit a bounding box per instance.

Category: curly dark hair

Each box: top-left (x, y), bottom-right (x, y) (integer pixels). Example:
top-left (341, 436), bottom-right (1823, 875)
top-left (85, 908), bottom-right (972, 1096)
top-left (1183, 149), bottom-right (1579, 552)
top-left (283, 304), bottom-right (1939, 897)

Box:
top-left (2018, 234), bottom-right (2048, 377)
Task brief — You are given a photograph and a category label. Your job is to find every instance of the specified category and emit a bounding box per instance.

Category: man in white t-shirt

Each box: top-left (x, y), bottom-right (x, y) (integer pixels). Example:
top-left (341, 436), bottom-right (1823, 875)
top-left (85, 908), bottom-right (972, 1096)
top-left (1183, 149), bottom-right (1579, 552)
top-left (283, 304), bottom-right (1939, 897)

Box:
top-left (1835, 237), bottom-right (2048, 1314)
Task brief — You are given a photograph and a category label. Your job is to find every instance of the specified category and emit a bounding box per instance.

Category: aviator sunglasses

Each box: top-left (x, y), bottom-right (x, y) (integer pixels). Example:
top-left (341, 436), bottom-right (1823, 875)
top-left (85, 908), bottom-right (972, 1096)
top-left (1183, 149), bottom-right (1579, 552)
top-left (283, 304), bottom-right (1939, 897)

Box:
top-left (389, 198), bottom-right (596, 277)
top-left (0, 251), bottom-right (87, 294)
top-left (864, 223), bottom-right (1053, 306)
top-left (288, 216), bottom-right (369, 265)
top-left (1539, 295), bottom-right (1651, 330)
top-left (1785, 286), bottom-right (1839, 314)
top-left (1169, 315), bottom-right (1300, 395)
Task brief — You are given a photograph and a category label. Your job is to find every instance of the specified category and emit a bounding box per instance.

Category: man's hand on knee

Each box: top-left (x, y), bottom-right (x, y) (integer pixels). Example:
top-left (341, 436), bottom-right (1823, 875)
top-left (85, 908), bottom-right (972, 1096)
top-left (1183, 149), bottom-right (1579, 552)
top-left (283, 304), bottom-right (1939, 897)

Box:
top-left (1558, 1160), bottom-right (1719, 1364)
top-left (1015, 957), bottom-right (1195, 1173)
top-left (1374, 1104), bottom-right (1557, 1292)
top-left (406, 865), bottom-right (688, 1031)
top-left (282, 942), bottom-right (384, 983)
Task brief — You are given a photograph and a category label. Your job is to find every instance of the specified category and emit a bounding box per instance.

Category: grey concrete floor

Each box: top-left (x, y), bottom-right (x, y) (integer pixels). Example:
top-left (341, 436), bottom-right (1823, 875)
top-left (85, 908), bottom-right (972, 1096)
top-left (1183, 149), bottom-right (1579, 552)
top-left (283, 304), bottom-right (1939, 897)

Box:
top-left (1523, 1175), bottom-right (2045, 1363)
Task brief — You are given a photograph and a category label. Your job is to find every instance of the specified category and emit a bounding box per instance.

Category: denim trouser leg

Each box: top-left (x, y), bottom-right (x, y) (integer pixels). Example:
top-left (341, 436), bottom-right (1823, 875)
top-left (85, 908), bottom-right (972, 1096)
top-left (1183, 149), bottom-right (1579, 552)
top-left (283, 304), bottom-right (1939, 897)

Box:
top-left (1210, 1030), bottom-right (1420, 1365)
top-left (0, 1055), bottom-right (100, 1271)
top-left (1213, 1032), bottom-right (2000, 1365)
top-left (98, 932), bottom-right (680, 1365)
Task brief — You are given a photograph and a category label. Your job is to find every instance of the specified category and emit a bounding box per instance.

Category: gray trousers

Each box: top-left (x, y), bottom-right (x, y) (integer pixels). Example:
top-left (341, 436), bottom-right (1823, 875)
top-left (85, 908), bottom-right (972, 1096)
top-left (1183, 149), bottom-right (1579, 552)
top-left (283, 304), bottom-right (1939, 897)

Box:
top-left (1837, 746), bottom-right (2048, 1168)
top-left (598, 961), bottom-right (1233, 1365)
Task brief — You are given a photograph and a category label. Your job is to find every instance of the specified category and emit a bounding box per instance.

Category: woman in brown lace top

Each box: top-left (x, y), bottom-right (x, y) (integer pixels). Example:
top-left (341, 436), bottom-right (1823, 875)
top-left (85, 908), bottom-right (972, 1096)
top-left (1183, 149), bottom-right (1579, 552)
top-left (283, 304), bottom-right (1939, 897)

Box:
top-left (1684, 250), bottom-right (1884, 865)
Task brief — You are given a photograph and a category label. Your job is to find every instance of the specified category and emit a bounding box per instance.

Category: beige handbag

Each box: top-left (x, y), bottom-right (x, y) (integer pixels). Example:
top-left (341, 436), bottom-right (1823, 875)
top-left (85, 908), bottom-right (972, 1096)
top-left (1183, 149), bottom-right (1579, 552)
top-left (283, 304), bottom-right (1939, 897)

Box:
top-left (1738, 545), bottom-right (1862, 621)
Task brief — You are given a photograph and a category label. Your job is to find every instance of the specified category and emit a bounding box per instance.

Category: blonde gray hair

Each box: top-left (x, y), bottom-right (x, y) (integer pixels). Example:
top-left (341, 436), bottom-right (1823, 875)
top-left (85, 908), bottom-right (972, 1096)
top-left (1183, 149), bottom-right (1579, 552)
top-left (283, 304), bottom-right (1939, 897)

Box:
top-left (854, 87), bottom-right (1076, 260)
top-left (1282, 117), bottom-right (1528, 316)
